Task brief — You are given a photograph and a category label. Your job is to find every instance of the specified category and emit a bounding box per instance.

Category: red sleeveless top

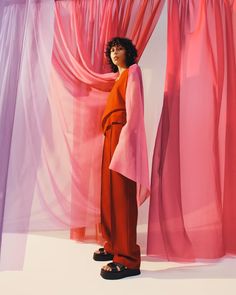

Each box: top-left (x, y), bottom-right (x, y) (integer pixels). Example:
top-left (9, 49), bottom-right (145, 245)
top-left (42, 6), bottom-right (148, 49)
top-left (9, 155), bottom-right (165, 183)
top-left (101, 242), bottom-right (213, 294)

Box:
top-left (101, 68), bottom-right (129, 134)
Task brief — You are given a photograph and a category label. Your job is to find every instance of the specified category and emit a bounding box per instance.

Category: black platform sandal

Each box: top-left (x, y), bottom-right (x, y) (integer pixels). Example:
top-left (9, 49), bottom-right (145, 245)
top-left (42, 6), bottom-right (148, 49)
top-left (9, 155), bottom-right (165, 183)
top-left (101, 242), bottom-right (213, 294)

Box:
top-left (93, 247), bottom-right (114, 261)
top-left (100, 262), bottom-right (140, 280)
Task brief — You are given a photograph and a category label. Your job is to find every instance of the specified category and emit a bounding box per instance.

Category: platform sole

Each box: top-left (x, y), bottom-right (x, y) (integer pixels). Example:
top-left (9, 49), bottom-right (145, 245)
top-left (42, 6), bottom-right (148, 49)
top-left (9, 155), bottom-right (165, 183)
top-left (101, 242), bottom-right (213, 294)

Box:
top-left (93, 253), bottom-right (114, 261)
top-left (93, 248), bottom-right (114, 261)
top-left (100, 268), bottom-right (141, 280)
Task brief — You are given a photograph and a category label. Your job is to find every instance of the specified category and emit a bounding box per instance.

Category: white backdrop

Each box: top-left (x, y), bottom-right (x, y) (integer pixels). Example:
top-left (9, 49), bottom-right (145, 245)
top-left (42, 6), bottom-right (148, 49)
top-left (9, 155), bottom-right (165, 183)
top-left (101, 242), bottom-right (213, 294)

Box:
top-left (137, 0), bottom-right (167, 239)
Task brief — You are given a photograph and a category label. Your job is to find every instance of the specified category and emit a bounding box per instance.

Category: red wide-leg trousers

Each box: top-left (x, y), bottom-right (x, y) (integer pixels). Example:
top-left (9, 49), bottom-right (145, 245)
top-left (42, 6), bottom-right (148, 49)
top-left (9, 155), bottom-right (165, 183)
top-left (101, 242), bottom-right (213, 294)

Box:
top-left (101, 122), bottom-right (141, 269)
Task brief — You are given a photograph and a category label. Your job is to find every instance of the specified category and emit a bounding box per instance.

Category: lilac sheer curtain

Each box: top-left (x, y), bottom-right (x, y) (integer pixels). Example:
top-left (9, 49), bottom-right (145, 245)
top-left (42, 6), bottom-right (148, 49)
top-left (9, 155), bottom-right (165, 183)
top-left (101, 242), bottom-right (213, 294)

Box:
top-left (148, 0), bottom-right (236, 261)
top-left (0, 0), bottom-right (165, 269)
top-left (0, 0), bottom-right (56, 270)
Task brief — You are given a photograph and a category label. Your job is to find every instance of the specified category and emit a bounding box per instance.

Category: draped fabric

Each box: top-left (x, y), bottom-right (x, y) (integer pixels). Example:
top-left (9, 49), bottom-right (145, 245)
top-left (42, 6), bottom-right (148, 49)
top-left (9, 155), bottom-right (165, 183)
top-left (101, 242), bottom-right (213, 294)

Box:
top-left (108, 64), bottom-right (150, 206)
top-left (0, 0), bottom-right (165, 269)
top-left (0, 0), bottom-right (56, 270)
top-left (52, 0), bottom-right (165, 242)
top-left (1, 0), bottom-right (236, 271)
top-left (147, 0), bottom-right (236, 261)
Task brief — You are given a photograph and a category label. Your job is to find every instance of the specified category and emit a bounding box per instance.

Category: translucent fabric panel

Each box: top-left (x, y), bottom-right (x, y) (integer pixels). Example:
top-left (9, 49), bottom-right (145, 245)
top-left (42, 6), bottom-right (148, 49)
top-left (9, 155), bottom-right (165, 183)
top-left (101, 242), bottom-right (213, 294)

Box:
top-left (44, 0), bottom-right (165, 242)
top-left (148, 0), bottom-right (236, 261)
top-left (0, 0), bottom-right (56, 269)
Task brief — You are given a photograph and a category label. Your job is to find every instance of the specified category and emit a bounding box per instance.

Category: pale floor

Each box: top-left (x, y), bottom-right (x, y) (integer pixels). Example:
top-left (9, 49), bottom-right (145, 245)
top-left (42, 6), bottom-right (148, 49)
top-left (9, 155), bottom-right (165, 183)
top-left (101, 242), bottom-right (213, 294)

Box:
top-left (0, 232), bottom-right (236, 295)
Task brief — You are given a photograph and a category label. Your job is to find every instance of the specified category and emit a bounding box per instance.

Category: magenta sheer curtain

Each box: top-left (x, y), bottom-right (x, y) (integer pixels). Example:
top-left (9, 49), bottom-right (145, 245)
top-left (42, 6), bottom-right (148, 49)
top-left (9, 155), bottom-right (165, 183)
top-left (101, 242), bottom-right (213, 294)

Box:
top-left (147, 0), bottom-right (236, 261)
top-left (0, 0), bottom-right (165, 269)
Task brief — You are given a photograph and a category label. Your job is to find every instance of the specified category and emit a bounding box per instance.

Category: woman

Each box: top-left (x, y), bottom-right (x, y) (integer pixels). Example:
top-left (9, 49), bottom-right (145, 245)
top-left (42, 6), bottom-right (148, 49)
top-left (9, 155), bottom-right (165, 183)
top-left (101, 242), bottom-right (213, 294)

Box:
top-left (93, 37), bottom-right (150, 280)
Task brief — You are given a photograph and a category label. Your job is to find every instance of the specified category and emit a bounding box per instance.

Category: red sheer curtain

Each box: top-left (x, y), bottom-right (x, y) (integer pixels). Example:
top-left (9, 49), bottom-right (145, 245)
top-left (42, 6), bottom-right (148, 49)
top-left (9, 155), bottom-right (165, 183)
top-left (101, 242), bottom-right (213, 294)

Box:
top-left (148, 0), bottom-right (236, 261)
top-left (51, 0), bottom-right (166, 243)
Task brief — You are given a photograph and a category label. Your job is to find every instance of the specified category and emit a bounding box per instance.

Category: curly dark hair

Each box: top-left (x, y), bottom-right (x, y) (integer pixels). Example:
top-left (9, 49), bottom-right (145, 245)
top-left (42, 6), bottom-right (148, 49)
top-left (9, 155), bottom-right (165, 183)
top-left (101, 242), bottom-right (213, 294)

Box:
top-left (105, 37), bottom-right (138, 72)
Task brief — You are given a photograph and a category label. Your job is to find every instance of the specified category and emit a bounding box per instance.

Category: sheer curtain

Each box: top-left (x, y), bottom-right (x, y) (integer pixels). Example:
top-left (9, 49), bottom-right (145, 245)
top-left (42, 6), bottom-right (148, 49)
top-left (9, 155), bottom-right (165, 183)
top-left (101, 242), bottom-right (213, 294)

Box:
top-left (0, 0), bottom-right (56, 270)
top-left (147, 0), bottom-right (236, 261)
top-left (0, 0), bottom-right (165, 269)
top-left (52, 0), bottom-right (165, 243)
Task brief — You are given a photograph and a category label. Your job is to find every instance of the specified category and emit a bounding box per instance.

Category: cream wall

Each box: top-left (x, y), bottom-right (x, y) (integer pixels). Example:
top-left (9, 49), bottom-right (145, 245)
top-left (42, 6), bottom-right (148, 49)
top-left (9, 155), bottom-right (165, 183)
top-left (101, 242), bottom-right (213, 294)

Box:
top-left (137, 1), bottom-right (167, 230)
top-left (140, 1), bottom-right (167, 173)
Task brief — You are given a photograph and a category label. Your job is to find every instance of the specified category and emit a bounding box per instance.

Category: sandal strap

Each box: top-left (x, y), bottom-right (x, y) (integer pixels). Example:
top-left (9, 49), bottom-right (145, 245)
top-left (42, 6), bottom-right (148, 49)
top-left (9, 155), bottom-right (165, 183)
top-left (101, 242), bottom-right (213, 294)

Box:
top-left (113, 262), bottom-right (127, 271)
top-left (107, 262), bottom-right (127, 271)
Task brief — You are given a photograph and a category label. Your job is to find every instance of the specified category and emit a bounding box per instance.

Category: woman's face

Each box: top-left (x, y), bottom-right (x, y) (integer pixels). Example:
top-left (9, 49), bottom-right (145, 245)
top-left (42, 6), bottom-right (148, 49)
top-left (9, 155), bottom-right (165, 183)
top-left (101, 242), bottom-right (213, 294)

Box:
top-left (110, 44), bottom-right (127, 68)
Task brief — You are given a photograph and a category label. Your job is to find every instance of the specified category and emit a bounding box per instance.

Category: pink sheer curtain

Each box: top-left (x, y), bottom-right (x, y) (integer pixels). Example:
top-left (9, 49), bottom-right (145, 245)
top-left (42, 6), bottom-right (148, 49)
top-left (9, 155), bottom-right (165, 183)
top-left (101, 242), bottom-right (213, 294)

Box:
top-left (147, 0), bottom-right (236, 261)
top-left (50, 0), bottom-right (165, 243)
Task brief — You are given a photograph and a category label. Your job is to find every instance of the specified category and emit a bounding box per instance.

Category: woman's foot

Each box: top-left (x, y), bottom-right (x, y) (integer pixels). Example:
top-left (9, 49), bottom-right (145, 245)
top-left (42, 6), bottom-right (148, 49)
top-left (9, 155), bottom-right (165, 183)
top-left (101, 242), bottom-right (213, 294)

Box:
top-left (100, 262), bottom-right (140, 280)
top-left (93, 247), bottom-right (114, 261)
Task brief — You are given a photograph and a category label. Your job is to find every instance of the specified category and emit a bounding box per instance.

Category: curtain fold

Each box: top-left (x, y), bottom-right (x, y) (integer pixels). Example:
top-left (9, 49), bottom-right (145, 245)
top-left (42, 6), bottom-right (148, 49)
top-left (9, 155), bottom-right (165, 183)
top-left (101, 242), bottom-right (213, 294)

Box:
top-left (0, 0), bottom-right (165, 270)
top-left (222, 0), bottom-right (236, 254)
top-left (0, 0), bottom-right (28, 271)
top-left (147, 0), bottom-right (236, 261)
